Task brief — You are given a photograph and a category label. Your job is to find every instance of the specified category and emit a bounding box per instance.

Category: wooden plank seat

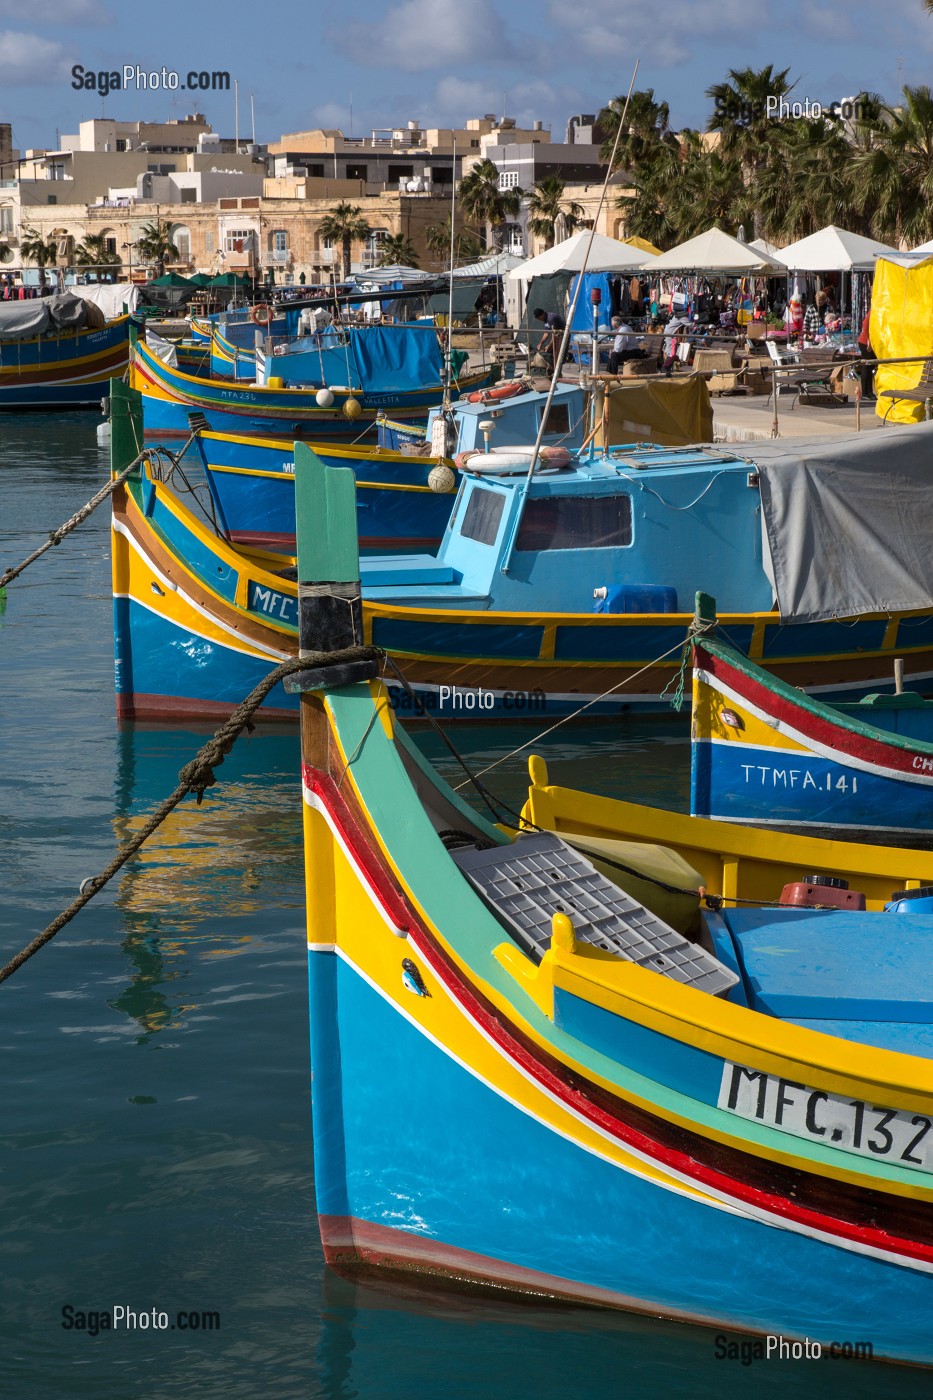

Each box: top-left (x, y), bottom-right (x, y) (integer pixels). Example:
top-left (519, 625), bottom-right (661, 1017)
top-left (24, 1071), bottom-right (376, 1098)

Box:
top-left (880, 360), bottom-right (933, 421)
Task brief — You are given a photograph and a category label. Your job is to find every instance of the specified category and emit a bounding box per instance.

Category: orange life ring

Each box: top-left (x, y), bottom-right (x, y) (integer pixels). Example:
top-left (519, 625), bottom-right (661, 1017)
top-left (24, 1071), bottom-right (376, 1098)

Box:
top-left (466, 379), bottom-right (529, 405)
top-left (250, 303), bottom-right (272, 326)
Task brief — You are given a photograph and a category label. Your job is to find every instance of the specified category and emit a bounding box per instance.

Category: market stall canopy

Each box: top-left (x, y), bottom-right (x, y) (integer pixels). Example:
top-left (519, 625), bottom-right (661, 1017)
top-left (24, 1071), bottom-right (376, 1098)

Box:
top-left (508, 231), bottom-right (646, 282)
top-left (643, 228), bottom-right (785, 273)
top-left (748, 237), bottom-right (786, 267)
top-left (621, 235), bottom-right (662, 257)
top-left (350, 265), bottom-right (437, 286)
top-left (452, 252), bottom-right (525, 278)
top-left (146, 272), bottom-right (195, 287)
top-left (777, 225), bottom-right (898, 272)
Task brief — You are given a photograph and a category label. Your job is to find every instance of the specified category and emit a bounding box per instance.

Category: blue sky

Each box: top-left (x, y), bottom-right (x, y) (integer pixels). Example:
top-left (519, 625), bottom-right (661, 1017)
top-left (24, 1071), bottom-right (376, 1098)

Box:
top-left (3, 0), bottom-right (933, 152)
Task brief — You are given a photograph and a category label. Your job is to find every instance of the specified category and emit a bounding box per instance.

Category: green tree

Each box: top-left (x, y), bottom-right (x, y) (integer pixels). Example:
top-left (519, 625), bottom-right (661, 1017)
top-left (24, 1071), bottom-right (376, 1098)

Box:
top-left (375, 233), bottom-right (419, 267)
top-left (19, 227), bottom-right (60, 270)
top-left (706, 65), bottom-right (794, 193)
top-left (457, 159), bottom-right (522, 251)
top-left (598, 89), bottom-right (677, 171)
top-left (425, 215), bottom-right (484, 268)
top-left (75, 232), bottom-right (122, 271)
top-left (318, 202), bottom-right (373, 281)
top-left (526, 175), bottom-right (585, 248)
top-left (852, 85), bottom-right (933, 244)
top-left (134, 220), bottom-right (179, 277)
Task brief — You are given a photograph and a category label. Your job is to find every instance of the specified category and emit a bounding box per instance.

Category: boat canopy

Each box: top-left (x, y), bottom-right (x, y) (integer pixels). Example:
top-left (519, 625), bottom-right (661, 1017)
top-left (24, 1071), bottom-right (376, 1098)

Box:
top-left (745, 422), bottom-right (933, 623)
top-left (0, 292), bottom-right (88, 339)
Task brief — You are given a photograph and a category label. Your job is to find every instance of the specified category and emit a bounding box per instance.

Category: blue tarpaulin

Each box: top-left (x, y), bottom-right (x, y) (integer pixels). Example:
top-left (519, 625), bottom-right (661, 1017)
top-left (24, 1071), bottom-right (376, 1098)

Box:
top-left (350, 325), bottom-right (442, 392)
top-left (569, 273), bottom-right (615, 332)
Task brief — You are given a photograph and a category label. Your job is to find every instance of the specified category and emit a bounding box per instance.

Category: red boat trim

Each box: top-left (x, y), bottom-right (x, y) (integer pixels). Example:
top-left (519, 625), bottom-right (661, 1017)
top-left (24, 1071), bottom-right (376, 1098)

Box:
top-left (304, 759), bottom-right (933, 1267)
top-left (697, 640), bottom-right (933, 777)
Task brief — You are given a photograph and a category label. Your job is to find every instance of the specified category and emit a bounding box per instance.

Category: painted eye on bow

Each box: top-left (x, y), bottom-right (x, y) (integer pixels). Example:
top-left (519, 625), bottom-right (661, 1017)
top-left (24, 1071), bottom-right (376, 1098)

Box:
top-left (401, 958), bottom-right (430, 998)
top-left (719, 708), bottom-right (743, 729)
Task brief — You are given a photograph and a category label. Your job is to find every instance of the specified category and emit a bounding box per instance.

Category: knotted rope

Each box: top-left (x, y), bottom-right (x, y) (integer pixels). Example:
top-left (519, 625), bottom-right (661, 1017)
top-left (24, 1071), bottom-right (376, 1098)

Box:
top-left (0, 645), bottom-right (381, 985)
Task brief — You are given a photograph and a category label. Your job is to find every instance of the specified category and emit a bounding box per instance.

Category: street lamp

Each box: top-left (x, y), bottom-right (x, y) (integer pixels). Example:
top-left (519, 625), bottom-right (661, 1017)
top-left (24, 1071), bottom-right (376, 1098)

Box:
top-left (121, 241), bottom-right (133, 283)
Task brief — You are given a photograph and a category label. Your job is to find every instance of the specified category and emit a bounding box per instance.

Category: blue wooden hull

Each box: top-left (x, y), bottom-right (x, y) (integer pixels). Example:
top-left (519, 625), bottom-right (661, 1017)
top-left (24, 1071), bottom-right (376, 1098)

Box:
top-left (196, 432), bottom-right (454, 552)
top-left (308, 943), bottom-right (933, 1363)
top-left (0, 316), bottom-right (131, 407)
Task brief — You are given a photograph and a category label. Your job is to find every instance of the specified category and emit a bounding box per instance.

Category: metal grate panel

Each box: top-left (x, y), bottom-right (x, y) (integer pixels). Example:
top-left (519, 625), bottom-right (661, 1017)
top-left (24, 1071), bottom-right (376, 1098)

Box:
top-left (454, 832), bottom-right (737, 998)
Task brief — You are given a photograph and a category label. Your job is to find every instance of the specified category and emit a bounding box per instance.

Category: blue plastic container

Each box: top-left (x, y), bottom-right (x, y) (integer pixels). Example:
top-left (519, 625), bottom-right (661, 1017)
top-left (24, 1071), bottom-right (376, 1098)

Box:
top-left (884, 886), bottom-right (933, 914)
top-left (593, 584), bottom-right (678, 615)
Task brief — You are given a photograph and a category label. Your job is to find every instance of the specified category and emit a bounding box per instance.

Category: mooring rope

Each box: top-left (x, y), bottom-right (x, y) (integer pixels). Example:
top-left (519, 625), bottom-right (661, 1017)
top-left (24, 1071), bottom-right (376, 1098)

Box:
top-left (0, 644), bottom-right (380, 985)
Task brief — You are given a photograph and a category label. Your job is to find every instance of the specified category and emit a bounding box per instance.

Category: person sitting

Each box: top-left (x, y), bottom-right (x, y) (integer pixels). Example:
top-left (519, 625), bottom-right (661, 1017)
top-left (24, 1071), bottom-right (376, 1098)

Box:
top-left (608, 316), bottom-right (646, 374)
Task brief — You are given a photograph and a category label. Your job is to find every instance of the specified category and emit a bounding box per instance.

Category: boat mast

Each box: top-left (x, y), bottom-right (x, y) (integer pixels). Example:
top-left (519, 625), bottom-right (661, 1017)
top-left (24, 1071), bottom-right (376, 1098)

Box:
top-left (499, 62), bottom-right (639, 575)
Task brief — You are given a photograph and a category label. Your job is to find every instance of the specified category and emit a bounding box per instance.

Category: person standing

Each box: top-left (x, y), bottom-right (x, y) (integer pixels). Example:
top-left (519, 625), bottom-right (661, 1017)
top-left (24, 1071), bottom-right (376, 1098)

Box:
top-left (858, 307), bottom-right (875, 400)
top-left (532, 306), bottom-right (566, 368)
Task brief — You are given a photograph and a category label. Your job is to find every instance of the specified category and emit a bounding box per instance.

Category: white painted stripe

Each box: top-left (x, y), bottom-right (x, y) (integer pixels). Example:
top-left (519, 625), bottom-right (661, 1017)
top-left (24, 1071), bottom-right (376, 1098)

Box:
top-left (700, 667), bottom-right (933, 787)
top-left (304, 786), bottom-right (933, 1271)
top-left (303, 784), bottom-right (408, 938)
top-left (113, 517), bottom-right (291, 662)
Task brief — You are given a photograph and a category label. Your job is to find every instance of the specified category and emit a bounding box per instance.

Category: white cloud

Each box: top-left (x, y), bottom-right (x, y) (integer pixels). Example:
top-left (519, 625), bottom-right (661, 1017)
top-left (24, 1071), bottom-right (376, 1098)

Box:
top-left (339, 0), bottom-right (511, 73)
top-left (0, 0), bottom-right (107, 22)
top-left (0, 30), bottom-right (73, 85)
top-left (549, 0), bottom-right (771, 68)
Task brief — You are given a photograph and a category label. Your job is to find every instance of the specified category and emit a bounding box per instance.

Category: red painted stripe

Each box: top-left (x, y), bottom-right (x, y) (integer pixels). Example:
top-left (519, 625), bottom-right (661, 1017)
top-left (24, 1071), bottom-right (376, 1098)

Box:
top-left (696, 641), bottom-right (933, 778)
top-left (307, 769), bottom-right (933, 1266)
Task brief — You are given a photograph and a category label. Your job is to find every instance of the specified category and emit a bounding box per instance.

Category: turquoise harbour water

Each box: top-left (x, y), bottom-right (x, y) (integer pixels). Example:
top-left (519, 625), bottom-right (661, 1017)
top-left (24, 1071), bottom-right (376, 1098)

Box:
top-left (0, 414), bottom-right (929, 1399)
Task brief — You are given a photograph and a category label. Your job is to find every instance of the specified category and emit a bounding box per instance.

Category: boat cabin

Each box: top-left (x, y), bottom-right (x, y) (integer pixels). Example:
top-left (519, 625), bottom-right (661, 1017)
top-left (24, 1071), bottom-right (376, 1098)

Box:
top-left (359, 441), bottom-right (768, 613)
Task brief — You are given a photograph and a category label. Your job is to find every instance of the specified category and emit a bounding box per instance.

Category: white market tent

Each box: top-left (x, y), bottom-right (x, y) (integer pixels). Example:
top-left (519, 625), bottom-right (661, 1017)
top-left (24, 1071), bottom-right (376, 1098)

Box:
top-left (453, 251), bottom-right (525, 278)
top-left (642, 227), bottom-right (785, 273)
top-left (777, 225), bottom-right (898, 273)
top-left (507, 231), bottom-right (647, 283)
top-left (748, 237), bottom-right (786, 267)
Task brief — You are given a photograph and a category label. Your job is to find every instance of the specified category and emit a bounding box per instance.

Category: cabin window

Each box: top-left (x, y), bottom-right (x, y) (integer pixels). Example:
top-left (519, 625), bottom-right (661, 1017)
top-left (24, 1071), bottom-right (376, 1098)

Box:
top-left (541, 402), bottom-right (570, 437)
top-left (459, 487), bottom-right (505, 546)
top-left (515, 495), bottom-right (632, 551)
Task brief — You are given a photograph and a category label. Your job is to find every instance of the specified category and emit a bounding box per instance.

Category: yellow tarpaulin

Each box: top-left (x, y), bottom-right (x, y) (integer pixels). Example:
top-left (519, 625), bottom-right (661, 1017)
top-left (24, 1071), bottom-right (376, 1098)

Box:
top-left (594, 376), bottom-right (713, 447)
top-left (871, 256), bottom-right (933, 424)
top-left (622, 235), bottom-right (662, 257)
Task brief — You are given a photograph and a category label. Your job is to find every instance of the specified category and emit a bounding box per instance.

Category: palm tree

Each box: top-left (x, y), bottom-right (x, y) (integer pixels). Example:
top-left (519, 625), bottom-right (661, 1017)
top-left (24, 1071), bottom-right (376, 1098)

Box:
top-left (756, 115), bottom-right (863, 242)
top-left (706, 65), bottom-right (795, 186)
top-left (458, 160), bottom-right (522, 251)
top-left (134, 220), bottom-right (179, 276)
top-left (318, 203), bottom-right (373, 281)
top-left (852, 85), bottom-right (933, 244)
top-left (598, 89), bottom-right (678, 171)
top-left (425, 215), bottom-right (484, 268)
top-left (19, 227), bottom-right (59, 270)
top-left (75, 232), bottom-right (121, 272)
top-left (526, 176), bottom-right (585, 249)
top-left (376, 233), bottom-right (419, 267)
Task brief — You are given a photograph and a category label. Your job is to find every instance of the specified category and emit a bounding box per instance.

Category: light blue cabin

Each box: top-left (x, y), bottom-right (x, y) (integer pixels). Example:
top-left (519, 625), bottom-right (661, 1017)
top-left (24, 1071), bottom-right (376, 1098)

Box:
top-left (358, 442), bottom-right (767, 613)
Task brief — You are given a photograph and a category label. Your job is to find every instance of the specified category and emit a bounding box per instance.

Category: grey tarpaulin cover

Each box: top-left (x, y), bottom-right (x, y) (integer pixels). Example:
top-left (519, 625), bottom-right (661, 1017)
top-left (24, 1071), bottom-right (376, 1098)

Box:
top-left (741, 422), bottom-right (933, 623)
top-left (0, 293), bottom-right (87, 340)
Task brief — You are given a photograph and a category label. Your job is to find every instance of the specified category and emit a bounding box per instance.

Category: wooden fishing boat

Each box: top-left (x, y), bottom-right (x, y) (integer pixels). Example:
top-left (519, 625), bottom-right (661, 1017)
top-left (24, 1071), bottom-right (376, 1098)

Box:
top-left (295, 451), bottom-right (933, 1365)
top-left (194, 383), bottom-right (586, 554)
top-left (0, 297), bottom-right (132, 408)
top-left (129, 331), bottom-right (499, 440)
top-left (691, 616), bottom-right (933, 835)
top-left (109, 379), bottom-right (933, 723)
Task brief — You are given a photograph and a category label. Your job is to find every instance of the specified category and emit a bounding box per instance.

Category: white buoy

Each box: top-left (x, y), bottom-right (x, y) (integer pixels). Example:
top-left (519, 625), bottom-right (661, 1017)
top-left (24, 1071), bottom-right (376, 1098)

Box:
top-left (316, 387), bottom-right (335, 408)
top-left (96, 421), bottom-right (111, 447)
top-left (428, 464), bottom-right (456, 493)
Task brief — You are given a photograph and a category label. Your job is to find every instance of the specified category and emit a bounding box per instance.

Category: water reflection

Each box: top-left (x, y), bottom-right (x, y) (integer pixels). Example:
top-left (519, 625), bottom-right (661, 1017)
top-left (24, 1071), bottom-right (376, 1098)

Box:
top-left (315, 1273), bottom-right (930, 1400)
top-left (108, 724), bottom-right (302, 1040)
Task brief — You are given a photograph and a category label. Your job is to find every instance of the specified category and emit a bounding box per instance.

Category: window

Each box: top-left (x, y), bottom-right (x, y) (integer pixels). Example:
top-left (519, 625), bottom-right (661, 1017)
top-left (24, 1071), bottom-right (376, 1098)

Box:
top-left (469, 139), bottom-right (479, 148)
top-left (0, 205), bottom-right (12, 234)
top-left (431, 167), bottom-right (452, 184)
top-left (272, 229), bottom-right (288, 253)
top-left (47, 195), bottom-right (57, 204)
top-left (172, 225), bottom-right (191, 261)
top-left (345, 163), bottom-right (368, 180)
top-left (388, 164), bottom-right (414, 181)
top-left (180, 188), bottom-right (196, 202)
top-left (309, 164), bottom-right (325, 177)
top-left (115, 139), bottom-right (127, 152)
top-left (459, 487), bottom-right (505, 546)
top-left (515, 495), bottom-right (632, 552)
top-left (224, 228), bottom-right (253, 253)
top-left (104, 237), bottom-right (116, 254)
top-left (498, 171), bottom-right (519, 190)
top-left (541, 403), bottom-right (570, 437)
top-left (205, 231), bottom-right (215, 252)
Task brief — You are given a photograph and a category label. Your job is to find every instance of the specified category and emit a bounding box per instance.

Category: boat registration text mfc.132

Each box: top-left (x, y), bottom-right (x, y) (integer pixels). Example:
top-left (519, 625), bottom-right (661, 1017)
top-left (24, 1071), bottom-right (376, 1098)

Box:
top-left (718, 1062), bottom-right (932, 1172)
